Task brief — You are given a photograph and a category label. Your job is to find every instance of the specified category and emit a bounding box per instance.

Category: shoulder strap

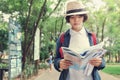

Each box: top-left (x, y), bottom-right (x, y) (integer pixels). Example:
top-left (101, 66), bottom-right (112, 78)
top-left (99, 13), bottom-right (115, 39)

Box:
top-left (59, 33), bottom-right (65, 58)
top-left (91, 33), bottom-right (97, 45)
top-left (60, 33), bottom-right (65, 44)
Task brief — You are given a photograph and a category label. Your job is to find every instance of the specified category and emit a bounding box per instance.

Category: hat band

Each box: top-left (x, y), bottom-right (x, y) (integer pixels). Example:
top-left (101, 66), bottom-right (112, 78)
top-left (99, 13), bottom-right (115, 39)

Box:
top-left (66, 9), bottom-right (86, 14)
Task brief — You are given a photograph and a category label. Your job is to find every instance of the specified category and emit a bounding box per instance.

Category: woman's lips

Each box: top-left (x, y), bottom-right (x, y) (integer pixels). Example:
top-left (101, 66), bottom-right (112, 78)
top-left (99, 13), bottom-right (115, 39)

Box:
top-left (74, 23), bottom-right (80, 26)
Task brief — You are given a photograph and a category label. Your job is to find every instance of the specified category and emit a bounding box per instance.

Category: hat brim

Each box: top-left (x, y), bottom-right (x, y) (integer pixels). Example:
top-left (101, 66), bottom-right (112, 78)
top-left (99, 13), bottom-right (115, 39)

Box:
top-left (64, 11), bottom-right (88, 16)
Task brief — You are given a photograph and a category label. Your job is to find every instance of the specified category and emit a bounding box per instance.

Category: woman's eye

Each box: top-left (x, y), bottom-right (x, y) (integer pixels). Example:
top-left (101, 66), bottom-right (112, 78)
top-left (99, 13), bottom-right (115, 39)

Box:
top-left (70, 16), bottom-right (75, 19)
top-left (79, 16), bottom-right (83, 18)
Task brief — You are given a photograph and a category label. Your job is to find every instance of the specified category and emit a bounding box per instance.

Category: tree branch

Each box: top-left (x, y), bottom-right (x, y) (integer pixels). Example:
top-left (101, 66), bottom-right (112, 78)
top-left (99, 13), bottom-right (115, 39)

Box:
top-left (25, 0), bottom-right (47, 56)
top-left (47, 0), bottom-right (62, 18)
top-left (23, 0), bottom-right (33, 53)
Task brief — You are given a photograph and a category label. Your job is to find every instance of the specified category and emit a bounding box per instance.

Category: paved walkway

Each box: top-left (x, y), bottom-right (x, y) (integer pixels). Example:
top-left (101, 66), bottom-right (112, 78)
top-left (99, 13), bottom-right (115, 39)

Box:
top-left (35, 67), bottom-right (120, 80)
top-left (99, 71), bottom-right (120, 80)
top-left (35, 67), bottom-right (60, 80)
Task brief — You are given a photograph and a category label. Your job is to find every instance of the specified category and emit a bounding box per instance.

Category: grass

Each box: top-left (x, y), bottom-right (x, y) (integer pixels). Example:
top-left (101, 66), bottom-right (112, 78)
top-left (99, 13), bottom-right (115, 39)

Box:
top-left (102, 63), bottom-right (120, 78)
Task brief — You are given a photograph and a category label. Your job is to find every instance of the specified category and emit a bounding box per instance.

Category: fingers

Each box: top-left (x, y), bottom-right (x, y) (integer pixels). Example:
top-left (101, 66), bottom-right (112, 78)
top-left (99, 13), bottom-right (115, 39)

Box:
top-left (59, 59), bottom-right (73, 69)
top-left (89, 57), bottom-right (102, 67)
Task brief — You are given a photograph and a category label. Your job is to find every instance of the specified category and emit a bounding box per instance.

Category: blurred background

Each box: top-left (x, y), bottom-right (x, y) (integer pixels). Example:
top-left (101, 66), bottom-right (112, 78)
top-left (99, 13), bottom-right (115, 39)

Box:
top-left (0, 0), bottom-right (120, 80)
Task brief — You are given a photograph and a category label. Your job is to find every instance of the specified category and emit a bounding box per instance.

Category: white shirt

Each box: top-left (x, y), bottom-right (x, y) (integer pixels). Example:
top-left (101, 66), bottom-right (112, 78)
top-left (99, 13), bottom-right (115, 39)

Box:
top-left (69, 27), bottom-right (90, 53)
top-left (67, 27), bottom-right (93, 80)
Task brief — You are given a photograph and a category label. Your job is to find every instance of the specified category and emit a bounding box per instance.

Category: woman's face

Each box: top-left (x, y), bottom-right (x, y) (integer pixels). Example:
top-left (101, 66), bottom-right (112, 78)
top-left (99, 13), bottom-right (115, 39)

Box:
top-left (69, 15), bottom-right (84, 32)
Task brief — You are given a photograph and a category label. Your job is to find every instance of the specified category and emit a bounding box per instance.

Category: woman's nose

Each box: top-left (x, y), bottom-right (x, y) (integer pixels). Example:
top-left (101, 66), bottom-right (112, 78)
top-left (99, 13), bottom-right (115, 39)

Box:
top-left (74, 17), bottom-right (79, 22)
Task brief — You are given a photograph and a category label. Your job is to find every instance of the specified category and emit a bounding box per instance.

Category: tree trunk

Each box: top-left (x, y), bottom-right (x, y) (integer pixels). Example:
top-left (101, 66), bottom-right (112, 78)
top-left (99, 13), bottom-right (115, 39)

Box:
top-left (118, 52), bottom-right (120, 63)
top-left (115, 54), bottom-right (118, 63)
top-left (96, 26), bottom-right (99, 39)
top-left (108, 52), bottom-right (113, 62)
top-left (59, 17), bottom-right (64, 36)
top-left (101, 17), bottom-right (106, 42)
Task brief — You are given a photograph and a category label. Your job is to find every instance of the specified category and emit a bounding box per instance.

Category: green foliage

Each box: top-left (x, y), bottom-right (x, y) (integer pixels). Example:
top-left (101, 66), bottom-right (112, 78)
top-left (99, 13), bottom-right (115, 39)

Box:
top-left (0, 29), bottom-right (8, 52)
top-left (24, 64), bottom-right (34, 78)
top-left (103, 0), bottom-right (120, 61)
top-left (0, 0), bottom-right (28, 14)
top-left (40, 46), bottom-right (49, 61)
top-left (39, 63), bottom-right (49, 69)
top-left (0, 63), bottom-right (8, 69)
top-left (40, 39), bottom-right (55, 60)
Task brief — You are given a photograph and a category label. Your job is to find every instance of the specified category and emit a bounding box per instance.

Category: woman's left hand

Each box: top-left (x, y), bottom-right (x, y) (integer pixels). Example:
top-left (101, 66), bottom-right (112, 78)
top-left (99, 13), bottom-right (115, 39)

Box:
top-left (89, 57), bottom-right (102, 67)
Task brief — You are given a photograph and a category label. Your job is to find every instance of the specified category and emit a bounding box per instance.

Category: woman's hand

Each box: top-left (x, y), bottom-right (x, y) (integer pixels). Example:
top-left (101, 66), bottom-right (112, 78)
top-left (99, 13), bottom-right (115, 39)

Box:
top-left (89, 57), bottom-right (102, 67)
top-left (59, 59), bottom-right (73, 69)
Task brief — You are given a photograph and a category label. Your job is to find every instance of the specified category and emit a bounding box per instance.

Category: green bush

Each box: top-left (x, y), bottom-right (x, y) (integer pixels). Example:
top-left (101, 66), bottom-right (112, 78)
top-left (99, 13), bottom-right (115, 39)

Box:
top-left (0, 63), bottom-right (8, 69)
top-left (39, 63), bottom-right (49, 69)
top-left (23, 64), bottom-right (34, 78)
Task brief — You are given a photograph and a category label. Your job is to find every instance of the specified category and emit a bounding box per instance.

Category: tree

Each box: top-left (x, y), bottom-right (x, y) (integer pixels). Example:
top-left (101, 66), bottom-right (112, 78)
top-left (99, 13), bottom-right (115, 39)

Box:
top-left (0, 0), bottom-right (65, 72)
top-left (0, 13), bottom-right (8, 52)
top-left (103, 0), bottom-right (120, 62)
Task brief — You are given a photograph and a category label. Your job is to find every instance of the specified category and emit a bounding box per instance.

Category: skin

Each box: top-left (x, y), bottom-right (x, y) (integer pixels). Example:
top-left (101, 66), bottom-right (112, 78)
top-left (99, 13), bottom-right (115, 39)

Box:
top-left (59, 15), bottom-right (102, 70)
top-left (89, 57), bottom-right (102, 67)
top-left (69, 15), bottom-right (84, 32)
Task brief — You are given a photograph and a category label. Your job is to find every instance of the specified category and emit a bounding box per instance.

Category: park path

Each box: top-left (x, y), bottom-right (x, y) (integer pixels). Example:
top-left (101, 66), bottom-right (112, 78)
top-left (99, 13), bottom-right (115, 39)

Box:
top-left (35, 66), bottom-right (120, 80)
top-left (99, 71), bottom-right (120, 80)
top-left (35, 67), bottom-right (60, 80)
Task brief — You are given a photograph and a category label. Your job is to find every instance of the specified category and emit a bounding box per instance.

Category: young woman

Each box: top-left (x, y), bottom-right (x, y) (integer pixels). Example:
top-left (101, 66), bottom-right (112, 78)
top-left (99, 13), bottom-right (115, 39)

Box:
top-left (54, 1), bottom-right (105, 80)
top-left (46, 51), bottom-right (53, 71)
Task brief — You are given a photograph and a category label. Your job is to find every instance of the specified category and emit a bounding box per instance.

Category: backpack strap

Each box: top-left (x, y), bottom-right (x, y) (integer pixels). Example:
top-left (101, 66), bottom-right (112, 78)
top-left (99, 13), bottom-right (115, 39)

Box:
top-left (60, 33), bottom-right (64, 44)
top-left (59, 33), bottom-right (65, 58)
top-left (59, 47), bottom-right (64, 58)
top-left (91, 33), bottom-right (97, 45)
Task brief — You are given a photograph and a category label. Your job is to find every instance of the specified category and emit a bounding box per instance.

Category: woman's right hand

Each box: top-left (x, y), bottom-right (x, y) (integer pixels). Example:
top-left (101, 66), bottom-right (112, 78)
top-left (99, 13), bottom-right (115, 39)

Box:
top-left (59, 59), bottom-right (73, 69)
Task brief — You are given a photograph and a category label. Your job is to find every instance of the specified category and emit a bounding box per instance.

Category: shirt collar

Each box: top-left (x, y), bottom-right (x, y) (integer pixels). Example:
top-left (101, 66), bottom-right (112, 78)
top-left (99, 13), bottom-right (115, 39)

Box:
top-left (70, 27), bottom-right (86, 36)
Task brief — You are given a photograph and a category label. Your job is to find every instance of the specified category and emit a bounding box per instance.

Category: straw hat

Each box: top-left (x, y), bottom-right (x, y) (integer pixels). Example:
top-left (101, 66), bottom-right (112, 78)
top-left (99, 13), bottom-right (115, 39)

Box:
top-left (65, 1), bottom-right (88, 16)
